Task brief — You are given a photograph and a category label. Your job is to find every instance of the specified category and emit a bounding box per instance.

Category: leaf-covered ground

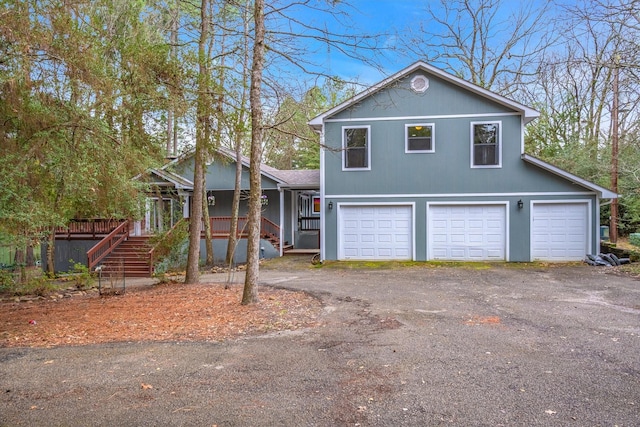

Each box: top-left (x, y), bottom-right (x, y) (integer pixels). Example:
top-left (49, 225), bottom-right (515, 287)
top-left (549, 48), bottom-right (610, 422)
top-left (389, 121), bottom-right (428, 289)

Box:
top-left (0, 282), bottom-right (323, 348)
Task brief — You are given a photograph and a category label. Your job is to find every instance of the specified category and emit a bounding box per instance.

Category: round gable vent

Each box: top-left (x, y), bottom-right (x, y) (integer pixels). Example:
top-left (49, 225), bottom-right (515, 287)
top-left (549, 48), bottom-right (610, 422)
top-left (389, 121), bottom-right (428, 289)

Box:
top-left (411, 75), bottom-right (429, 93)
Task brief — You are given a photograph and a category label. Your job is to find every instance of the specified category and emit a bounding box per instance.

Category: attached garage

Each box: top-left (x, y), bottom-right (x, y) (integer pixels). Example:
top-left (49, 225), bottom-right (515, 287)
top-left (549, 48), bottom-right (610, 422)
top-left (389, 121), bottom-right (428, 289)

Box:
top-left (531, 201), bottom-right (589, 261)
top-left (338, 205), bottom-right (413, 260)
top-left (428, 204), bottom-right (506, 261)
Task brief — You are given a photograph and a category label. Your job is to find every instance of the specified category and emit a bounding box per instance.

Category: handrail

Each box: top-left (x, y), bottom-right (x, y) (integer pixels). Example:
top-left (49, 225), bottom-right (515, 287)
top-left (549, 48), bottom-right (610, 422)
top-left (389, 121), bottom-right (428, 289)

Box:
top-left (298, 216), bottom-right (320, 231)
top-left (260, 217), bottom-right (280, 239)
top-left (56, 219), bottom-right (124, 239)
top-left (87, 220), bottom-right (130, 271)
top-left (204, 216), bottom-right (280, 240)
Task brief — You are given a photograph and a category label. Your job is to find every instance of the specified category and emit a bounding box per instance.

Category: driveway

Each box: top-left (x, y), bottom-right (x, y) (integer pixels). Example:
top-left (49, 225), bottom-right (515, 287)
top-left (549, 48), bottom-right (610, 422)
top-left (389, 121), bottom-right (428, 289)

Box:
top-left (1, 262), bottom-right (639, 426)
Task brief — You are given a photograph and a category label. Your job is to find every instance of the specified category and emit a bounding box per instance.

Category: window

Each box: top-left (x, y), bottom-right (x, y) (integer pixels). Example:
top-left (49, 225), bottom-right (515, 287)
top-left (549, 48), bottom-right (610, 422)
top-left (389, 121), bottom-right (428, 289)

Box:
top-left (471, 122), bottom-right (501, 167)
top-left (406, 124), bottom-right (435, 153)
top-left (343, 126), bottom-right (370, 170)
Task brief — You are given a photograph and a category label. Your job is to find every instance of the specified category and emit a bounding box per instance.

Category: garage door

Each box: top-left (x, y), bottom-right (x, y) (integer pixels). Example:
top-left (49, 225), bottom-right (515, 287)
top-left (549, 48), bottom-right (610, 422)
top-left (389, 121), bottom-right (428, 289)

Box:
top-left (339, 205), bottom-right (412, 260)
top-left (531, 202), bottom-right (588, 261)
top-left (428, 204), bottom-right (506, 260)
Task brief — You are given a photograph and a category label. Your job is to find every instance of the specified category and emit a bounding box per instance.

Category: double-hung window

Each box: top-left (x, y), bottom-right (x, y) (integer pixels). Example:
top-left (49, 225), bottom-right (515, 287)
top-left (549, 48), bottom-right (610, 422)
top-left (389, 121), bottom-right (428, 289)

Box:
top-left (406, 124), bottom-right (435, 153)
top-left (343, 126), bottom-right (370, 170)
top-left (471, 121), bottom-right (501, 168)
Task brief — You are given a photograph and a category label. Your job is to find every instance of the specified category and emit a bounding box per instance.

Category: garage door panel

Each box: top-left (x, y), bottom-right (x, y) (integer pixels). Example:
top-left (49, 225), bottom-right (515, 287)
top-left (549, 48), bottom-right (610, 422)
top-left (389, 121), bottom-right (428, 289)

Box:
top-left (532, 202), bottom-right (588, 261)
top-left (339, 205), bottom-right (413, 260)
top-left (428, 205), bottom-right (506, 261)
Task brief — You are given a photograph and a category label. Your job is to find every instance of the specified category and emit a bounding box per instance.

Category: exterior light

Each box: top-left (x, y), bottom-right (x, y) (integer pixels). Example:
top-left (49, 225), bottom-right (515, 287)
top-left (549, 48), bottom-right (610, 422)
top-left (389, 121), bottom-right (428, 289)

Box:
top-left (517, 199), bottom-right (524, 209)
top-left (328, 201), bottom-right (333, 210)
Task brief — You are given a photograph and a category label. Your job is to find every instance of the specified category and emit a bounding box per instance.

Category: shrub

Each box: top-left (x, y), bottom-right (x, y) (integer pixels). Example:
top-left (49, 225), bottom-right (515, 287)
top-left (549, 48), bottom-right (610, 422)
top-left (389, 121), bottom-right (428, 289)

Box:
top-left (69, 260), bottom-right (94, 289)
top-left (630, 233), bottom-right (640, 247)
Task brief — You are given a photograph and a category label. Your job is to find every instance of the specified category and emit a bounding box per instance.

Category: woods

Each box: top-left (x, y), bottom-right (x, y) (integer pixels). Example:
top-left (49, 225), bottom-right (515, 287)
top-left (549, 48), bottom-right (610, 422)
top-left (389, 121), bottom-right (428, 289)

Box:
top-left (1, 0), bottom-right (639, 298)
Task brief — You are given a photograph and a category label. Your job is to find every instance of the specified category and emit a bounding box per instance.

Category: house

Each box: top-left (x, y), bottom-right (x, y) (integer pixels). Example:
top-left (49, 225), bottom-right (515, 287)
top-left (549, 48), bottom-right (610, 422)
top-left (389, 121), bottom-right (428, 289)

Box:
top-left (45, 149), bottom-right (320, 275)
top-left (139, 148), bottom-right (321, 262)
top-left (47, 60), bottom-right (617, 275)
top-left (308, 61), bottom-right (617, 262)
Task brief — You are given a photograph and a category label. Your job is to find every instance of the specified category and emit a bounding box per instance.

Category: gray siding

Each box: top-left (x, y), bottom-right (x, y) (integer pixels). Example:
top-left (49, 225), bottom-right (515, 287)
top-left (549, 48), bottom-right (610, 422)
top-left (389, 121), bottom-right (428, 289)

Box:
top-left (172, 156), bottom-right (280, 191)
top-left (321, 67), bottom-right (602, 262)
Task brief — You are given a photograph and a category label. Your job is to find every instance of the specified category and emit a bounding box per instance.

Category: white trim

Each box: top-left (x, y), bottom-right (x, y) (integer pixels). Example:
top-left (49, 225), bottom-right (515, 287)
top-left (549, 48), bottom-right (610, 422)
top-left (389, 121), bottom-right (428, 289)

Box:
top-left (470, 121), bottom-right (502, 169)
top-left (291, 190), bottom-right (297, 248)
top-left (405, 123), bottom-right (435, 153)
top-left (342, 125), bottom-right (371, 171)
top-left (324, 112), bottom-right (520, 124)
top-left (325, 191), bottom-right (596, 199)
top-left (319, 131), bottom-right (326, 261)
top-left (337, 202), bottom-right (416, 261)
top-left (279, 189), bottom-right (284, 257)
top-left (529, 199), bottom-right (592, 262)
top-left (309, 61), bottom-right (539, 129)
top-left (426, 201), bottom-right (510, 261)
top-left (522, 154), bottom-right (617, 199)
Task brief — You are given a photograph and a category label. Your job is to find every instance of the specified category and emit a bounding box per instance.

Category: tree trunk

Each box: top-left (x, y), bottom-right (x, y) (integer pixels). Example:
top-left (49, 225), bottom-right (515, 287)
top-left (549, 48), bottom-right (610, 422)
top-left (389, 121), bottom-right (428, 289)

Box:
top-left (242, 0), bottom-right (265, 305)
top-left (202, 183), bottom-right (214, 267)
top-left (46, 226), bottom-right (56, 277)
top-left (185, 0), bottom-right (210, 284)
top-left (226, 139), bottom-right (243, 266)
top-left (225, 0), bottom-right (251, 267)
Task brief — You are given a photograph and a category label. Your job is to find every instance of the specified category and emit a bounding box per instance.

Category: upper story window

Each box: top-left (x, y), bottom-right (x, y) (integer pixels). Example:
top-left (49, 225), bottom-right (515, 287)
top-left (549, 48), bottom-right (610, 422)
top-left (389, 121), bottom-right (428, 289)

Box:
top-left (471, 121), bottom-right (501, 168)
top-left (343, 126), bottom-right (370, 170)
top-left (406, 124), bottom-right (435, 153)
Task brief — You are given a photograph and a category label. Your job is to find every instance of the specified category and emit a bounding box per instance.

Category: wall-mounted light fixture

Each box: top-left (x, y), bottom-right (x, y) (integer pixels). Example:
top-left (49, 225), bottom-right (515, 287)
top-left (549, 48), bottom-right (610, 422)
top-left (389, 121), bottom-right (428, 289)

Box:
top-left (328, 201), bottom-right (333, 210)
top-left (517, 199), bottom-right (524, 209)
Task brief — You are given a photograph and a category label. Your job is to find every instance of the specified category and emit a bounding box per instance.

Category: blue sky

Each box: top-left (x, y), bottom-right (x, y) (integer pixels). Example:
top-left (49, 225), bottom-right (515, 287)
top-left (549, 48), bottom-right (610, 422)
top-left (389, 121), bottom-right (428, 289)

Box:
top-left (284, 0), bottom-right (567, 87)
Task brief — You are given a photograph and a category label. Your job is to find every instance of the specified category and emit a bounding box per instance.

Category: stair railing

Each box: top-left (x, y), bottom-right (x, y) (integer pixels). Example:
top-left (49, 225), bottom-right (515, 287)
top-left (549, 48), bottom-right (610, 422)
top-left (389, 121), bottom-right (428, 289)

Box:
top-left (87, 220), bottom-right (130, 271)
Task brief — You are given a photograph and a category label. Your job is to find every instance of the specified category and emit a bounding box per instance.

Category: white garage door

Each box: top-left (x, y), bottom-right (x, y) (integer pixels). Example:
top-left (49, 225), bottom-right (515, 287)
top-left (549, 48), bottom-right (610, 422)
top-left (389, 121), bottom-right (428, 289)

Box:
top-left (531, 202), bottom-right (588, 261)
top-left (339, 205), bottom-right (412, 260)
top-left (428, 204), bottom-right (506, 260)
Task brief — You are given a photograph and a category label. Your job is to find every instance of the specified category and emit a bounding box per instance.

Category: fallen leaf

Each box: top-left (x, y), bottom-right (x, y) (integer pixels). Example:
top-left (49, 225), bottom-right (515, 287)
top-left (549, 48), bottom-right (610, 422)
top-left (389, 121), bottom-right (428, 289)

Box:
top-left (545, 409), bottom-right (557, 415)
top-left (141, 383), bottom-right (153, 390)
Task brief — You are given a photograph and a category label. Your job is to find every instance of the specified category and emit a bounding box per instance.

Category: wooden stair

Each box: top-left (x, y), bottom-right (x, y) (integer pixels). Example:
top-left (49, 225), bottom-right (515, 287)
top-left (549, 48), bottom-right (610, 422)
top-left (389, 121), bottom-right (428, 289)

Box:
top-left (99, 236), bottom-right (152, 278)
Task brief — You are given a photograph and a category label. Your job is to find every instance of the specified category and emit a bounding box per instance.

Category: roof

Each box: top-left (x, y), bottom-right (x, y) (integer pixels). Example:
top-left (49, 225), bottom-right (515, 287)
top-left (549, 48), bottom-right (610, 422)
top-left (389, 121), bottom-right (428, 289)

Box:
top-left (134, 168), bottom-right (195, 190)
top-left (309, 61), bottom-right (540, 130)
top-left (157, 147), bottom-right (319, 188)
top-left (272, 170), bottom-right (320, 189)
top-left (522, 154), bottom-right (618, 199)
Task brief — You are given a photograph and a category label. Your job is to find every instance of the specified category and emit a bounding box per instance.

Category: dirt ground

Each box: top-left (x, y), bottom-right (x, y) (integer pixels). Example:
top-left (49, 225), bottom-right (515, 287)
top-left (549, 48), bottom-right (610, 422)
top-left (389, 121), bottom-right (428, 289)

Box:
top-left (0, 280), bottom-right (323, 348)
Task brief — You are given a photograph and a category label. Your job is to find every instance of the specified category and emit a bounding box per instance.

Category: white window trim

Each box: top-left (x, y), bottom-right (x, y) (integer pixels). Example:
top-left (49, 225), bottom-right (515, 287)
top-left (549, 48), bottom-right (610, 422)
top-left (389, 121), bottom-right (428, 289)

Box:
top-left (405, 123), bottom-right (435, 153)
top-left (342, 125), bottom-right (371, 171)
top-left (470, 121), bottom-right (502, 168)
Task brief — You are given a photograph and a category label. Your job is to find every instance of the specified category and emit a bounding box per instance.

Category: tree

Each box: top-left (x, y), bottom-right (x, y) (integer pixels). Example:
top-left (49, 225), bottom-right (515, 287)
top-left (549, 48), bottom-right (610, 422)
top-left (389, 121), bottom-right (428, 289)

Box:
top-left (185, 0), bottom-right (211, 284)
top-left (242, 0), bottom-right (266, 304)
top-left (399, 0), bottom-right (554, 97)
top-left (0, 0), bottom-right (169, 279)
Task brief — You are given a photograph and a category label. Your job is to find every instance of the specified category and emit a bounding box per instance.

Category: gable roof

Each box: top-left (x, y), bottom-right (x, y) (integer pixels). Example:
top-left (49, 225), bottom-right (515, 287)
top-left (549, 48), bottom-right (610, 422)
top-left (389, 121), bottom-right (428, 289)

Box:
top-left (135, 168), bottom-right (195, 190)
top-left (271, 170), bottom-right (320, 189)
top-left (309, 61), bottom-right (540, 130)
top-left (157, 147), bottom-right (319, 188)
top-left (522, 154), bottom-right (618, 199)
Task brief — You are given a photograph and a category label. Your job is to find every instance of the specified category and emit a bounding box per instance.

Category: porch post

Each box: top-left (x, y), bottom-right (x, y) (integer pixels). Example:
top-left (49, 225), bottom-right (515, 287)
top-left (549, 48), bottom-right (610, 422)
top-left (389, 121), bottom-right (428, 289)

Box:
top-left (182, 195), bottom-right (190, 218)
top-left (279, 187), bottom-right (284, 257)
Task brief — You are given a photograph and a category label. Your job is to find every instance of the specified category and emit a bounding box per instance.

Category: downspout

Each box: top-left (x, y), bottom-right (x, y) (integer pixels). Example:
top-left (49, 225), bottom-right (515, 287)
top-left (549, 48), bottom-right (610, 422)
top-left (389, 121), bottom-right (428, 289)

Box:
top-left (317, 128), bottom-right (326, 261)
top-left (278, 185), bottom-right (284, 257)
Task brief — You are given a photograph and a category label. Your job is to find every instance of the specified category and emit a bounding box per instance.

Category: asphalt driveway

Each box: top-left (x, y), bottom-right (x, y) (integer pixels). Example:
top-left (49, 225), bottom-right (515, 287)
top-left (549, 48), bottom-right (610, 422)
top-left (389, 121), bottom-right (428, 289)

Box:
top-left (1, 262), bottom-right (639, 426)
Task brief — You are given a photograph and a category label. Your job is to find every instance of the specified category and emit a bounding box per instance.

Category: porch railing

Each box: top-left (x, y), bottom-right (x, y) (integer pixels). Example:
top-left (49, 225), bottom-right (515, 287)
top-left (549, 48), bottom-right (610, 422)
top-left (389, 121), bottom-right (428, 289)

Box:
top-left (206, 216), bottom-right (280, 239)
top-left (298, 216), bottom-right (320, 231)
top-left (87, 220), bottom-right (130, 271)
top-left (56, 219), bottom-right (125, 239)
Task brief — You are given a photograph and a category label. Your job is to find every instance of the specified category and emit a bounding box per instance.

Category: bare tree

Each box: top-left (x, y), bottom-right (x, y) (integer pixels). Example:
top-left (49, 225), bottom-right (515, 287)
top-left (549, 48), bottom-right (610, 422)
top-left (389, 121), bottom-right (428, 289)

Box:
top-left (242, 0), bottom-right (266, 304)
top-left (400, 0), bottom-right (554, 97)
top-left (185, 0), bottom-right (211, 284)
